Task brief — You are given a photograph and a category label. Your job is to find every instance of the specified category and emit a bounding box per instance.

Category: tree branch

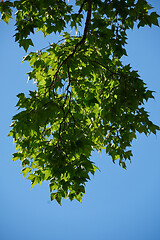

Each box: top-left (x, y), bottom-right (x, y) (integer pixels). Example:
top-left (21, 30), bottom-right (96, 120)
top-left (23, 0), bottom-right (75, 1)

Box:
top-left (76, 0), bottom-right (87, 17)
top-left (49, 0), bottom-right (92, 93)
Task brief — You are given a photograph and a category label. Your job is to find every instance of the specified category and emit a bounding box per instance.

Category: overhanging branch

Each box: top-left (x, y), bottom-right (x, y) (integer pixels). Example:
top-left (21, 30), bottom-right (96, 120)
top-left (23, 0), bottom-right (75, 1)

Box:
top-left (49, 0), bottom-right (92, 94)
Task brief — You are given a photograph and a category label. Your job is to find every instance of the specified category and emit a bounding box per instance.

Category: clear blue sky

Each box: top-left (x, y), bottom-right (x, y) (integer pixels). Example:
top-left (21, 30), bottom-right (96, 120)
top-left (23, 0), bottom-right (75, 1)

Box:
top-left (0, 1), bottom-right (160, 240)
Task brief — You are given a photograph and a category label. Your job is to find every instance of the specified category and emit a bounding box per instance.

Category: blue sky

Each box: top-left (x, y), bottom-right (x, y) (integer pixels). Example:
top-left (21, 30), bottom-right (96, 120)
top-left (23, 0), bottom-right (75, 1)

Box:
top-left (1, 1), bottom-right (160, 240)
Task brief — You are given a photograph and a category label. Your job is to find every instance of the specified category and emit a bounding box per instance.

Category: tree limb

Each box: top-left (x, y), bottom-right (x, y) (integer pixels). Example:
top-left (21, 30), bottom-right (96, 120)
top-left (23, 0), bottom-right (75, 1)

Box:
top-left (49, 0), bottom-right (92, 93)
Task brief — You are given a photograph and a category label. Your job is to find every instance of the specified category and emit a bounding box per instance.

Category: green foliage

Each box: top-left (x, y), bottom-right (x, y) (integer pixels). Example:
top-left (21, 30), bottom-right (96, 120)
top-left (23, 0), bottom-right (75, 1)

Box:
top-left (1, 0), bottom-right (159, 204)
top-left (0, 1), bottom-right (13, 23)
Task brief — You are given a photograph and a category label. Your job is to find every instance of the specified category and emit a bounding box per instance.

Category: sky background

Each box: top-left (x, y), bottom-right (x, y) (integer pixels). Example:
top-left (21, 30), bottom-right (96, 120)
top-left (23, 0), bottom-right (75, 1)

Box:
top-left (0, 1), bottom-right (160, 240)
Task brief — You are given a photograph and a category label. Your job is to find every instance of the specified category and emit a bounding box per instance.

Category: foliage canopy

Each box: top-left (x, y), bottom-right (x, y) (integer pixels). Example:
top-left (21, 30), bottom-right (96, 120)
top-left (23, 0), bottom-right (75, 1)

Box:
top-left (1, 0), bottom-right (159, 204)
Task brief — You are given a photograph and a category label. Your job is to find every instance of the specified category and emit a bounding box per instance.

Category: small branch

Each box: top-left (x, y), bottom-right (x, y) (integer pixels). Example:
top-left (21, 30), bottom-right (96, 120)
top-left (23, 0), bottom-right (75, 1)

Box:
top-left (67, 63), bottom-right (71, 84)
top-left (76, 0), bottom-right (87, 17)
top-left (49, 73), bottom-right (59, 98)
top-left (88, 59), bottom-right (120, 77)
top-left (67, 0), bottom-right (92, 59)
top-left (58, 65), bottom-right (73, 142)
top-left (49, 0), bottom-right (92, 93)
top-left (63, 64), bottom-right (71, 108)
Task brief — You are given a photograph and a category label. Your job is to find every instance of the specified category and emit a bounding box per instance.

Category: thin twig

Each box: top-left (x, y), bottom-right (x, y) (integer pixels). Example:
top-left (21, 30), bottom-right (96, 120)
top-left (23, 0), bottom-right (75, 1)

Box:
top-left (76, 0), bottom-right (87, 16)
top-left (62, 64), bottom-right (71, 108)
top-left (38, 36), bottom-right (82, 52)
top-left (87, 58), bottom-right (120, 77)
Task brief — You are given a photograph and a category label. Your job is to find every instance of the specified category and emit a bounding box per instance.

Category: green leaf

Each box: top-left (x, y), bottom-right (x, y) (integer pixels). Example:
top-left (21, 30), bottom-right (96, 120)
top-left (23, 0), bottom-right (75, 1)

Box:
top-left (43, 169), bottom-right (51, 180)
top-left (51, 192), bottom-right (62, 205)
top-left (150, 12), bottom-right (160, 26)
top-left (19, 39), bottom-right (34, 52)
top-left (27, 174), bottom-right (35, 181)
top-left (21, 167), bottom-right (31, 178)
top-left (0, 1), bottom-right (13, 24)
top-left (31, 176), bottom-right (39, 189)
top-left (12, 152), bottom-right (23, 161)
